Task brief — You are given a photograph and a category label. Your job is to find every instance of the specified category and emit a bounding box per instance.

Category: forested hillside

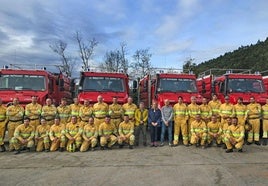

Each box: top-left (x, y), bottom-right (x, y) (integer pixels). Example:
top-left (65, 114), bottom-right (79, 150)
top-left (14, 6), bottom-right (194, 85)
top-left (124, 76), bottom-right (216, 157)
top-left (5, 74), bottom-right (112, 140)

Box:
top-left (193, 37), bottom-right (268, 75)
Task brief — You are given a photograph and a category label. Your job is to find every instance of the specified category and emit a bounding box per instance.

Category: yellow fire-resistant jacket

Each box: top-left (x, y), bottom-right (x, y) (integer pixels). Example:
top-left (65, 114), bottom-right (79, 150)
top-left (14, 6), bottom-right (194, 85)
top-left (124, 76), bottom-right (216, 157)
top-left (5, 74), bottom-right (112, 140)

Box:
top-left (173, 103), bottom-right (188, 120)
top-left (109, 103), bottom-right (123, 119)
top-left (49, 124), bottom-right (65, 141)
top-left (79, 105), bottom-right (93, 121)
top-left (226, 124), bottom-right (245, 142)
top-left (0, 105), bottom-right (7, 122)
top-left (65, 122), bottom-right (83, 139)
top-left (119, 121), bottom-right (134, 138)
top-left (93, 102), bottom-right (108, 119)
top-left (208, 100), bottom-right (221, 116)
top-left (14, 124), bottom-right (35, 141)
top-left (99, 122), bottom-right (117, 136)
top-left (35, 124), bottom-right (50, 138)
top-left (135, 109), bottom-right (148, 126)
top-left (187, 103), bottom-right (200, 120)
top-left (70, 103), bottom-right (82, 117)
top-left (41, 105), bottom-right (57, 121)
top-left (6, 105), bottom-right (24, 121)
top-left (82, 124), bottom-right (98, 140)
top-left (25, 103), bottom-right (42, 120)
top-left (122, 103), bottom-right (137, 119)
top-left (219, 103), bottom-right (234, 119)
top-left (57, 105), bottom-right (71, 123)
top-left (246, 103), bottom-right (261, 119)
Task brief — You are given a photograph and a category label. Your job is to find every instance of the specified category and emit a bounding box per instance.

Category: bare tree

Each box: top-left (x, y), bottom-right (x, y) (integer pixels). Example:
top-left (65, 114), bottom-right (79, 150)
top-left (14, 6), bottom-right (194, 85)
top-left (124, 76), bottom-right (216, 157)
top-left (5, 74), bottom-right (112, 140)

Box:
top-left (49, 40), bottom-right (74, 77)
top-left (101, 42), bottom-right (129, 73)
top-left (75, 31), bottom-right (98, 71)
top-left (131, 48), bottom-right (152, 77)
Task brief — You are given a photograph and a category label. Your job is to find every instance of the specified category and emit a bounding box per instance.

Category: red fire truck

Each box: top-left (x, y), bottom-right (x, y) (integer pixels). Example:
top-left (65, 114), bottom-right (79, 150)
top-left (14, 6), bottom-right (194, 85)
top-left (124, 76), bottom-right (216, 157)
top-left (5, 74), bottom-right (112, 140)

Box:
top-left (77, 70), bottom-right (129, 104)
top-left (0, 64), bottom-right (72, 106)
top-left (197, 69), bottom-right (268, 104)
top-left (139, 68), bottom-right (202, 108)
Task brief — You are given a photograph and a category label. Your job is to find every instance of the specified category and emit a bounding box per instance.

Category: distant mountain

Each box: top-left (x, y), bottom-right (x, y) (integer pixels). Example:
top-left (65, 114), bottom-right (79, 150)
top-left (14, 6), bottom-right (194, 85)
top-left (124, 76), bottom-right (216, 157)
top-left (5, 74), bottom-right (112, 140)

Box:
top-left (193, 37), bottom-right (268, 75)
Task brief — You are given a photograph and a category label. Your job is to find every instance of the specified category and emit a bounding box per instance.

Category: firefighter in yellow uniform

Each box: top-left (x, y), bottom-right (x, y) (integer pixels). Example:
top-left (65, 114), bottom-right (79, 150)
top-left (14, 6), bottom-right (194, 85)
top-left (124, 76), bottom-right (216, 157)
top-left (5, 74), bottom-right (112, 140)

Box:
top-left (207, 115), bottom-right (222, 147)
top-left (199, 97), bottom-right (212, 124)
top-left (93, 95), bottom-right (108, 130)
top-left (6, 97), bottom-right (24, 151)
top-left (35, 117), bottom-right (50, 152)
top-left (225, 117), bottom-right (245, 153)
top-left (99, 115), bottom-right (118, 150)
top-left (219, 96), bottom-right (234, 128)
top-left (118, 114), bottom-right (135, 149)
top-left (0, 99), bottom-right (7, 152)
top-left (122, 97), bottom-right (137, 122)
top-left (11, 117), bottom-right (35, 154)
top-left (134, 102), bottom-right (148, 146)
top-left (41, 98), bottom-right (57, 126)
top-left (234, 97), bottom-right (247, 126)
top-left (173, 96), bottom-right (189, 146)
top-left (245, 96), bottom-right (261, 145)
top-left (25, 95), bottom-right (42, 130)
top-left (261, 98), bottom-right (268, 145)
top-left (208, 94), bottom-right (221, 121)
top-left (57, 98), bottom-right (71, 125)
top-left (221, 117), bottom-right (232, 149)
top-left (65, 116), bottom-right (83, 152)
top-left (190, 114), bottom-right (207, 148)
top-left (80, 117), bottom-right (98, 152)
top-left (109, 97), bottom-right (123, 131)
top-left (79, 100), bottom-right (93, 126)
top-left (49, 116), bottom-right (66, 152)
top-left (187, 96), bottom-right (200, 138)
top-left (70, 98), bottom-right (82, 121)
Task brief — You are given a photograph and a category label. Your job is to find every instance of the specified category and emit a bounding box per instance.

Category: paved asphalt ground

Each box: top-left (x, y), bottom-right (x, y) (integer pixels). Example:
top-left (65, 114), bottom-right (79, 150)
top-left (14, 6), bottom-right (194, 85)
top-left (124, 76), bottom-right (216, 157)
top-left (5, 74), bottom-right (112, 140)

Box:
top-left (0, 140), bottom-right (268, 186)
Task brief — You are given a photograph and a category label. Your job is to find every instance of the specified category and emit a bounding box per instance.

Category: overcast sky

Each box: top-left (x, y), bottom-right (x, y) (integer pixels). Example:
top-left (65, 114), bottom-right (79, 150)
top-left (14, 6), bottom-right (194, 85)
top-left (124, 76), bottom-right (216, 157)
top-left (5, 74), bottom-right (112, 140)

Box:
top-left (0, 0), bottom-right (268, 75)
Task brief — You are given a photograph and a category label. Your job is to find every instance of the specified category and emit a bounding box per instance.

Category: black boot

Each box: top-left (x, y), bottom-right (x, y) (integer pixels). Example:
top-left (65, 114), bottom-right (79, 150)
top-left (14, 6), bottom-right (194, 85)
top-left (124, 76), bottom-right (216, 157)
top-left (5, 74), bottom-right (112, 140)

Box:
top-left (0, 145), bottom-right (6, 152)
top-left (262, 138), bottom-right (268, 146)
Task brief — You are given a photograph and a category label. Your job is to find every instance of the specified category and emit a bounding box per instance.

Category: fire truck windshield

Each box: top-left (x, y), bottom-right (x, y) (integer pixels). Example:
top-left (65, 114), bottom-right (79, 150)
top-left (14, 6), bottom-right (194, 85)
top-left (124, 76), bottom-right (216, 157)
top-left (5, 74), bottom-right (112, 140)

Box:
top-left (228, 78), bottom-right (265, 93)
top-left (158, 78), bottom-right (197, 93)
top-left (82, 77), bottom-right (125, 92)
top-left (0, 75), bottom-right (46, 91)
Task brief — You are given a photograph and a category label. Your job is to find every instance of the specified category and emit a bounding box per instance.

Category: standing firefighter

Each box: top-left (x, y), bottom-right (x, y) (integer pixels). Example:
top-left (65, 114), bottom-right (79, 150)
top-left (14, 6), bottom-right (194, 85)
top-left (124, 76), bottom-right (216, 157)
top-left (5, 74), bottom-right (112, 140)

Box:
top-left (41, 98), bottom-right (57, 126)
top-left (234, 97), bottom-right (247, 126)
top-left (0, 98), bottom-right (7, 152)
top-left (6, 97), bottom-right (24, 151)
top-left (79, 100), bottom-right (93, 126)
top-left (118, 114), bottom-right (135, 149)
top-left (49, 116), bottom-right (66, 152)
top-left (57, 98), bottom-right (71, 125)
top-left (245, 96), bottom-right (261, 145)
top-left (80, 117), bottom-right (98, 152)
top-left (122, 97), bottom-right (137, 122)
top-left (99, 115), bottom-right (118, 150)
top-left (262, 98), bottom-right (268, 145)
top-left (70, 98), bottom-right (82, 121)
top-left (187, 96), bottom-right (200, 138)
top-left (134, 102), bottom-right (148, 146)
top-left (208, 94), bottom-right (221, 121)
top-left (219, 96), bottom-right (234, 127)
top-left (65, 116), bottom-right (83, 152)
top-left (25, 95), bottom-right (42, 130)
top-left (93, 95), bottom-right (109, 130)
top-left (225, 117), bottom-right (245, 153)
top-left (35, 117), bottom-right (50, 152)
top-left (109, 97), bottom-right (123, 131)
top-left (11, 117), bottom-right (35, 154)
top-left (173, 96), bottom-right (189, 146)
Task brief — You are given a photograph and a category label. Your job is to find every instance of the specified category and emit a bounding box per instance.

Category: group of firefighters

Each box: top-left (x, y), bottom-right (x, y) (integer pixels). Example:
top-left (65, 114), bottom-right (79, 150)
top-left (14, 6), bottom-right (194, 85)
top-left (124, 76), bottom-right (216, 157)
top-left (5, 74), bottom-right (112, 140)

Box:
top-left (0, 93), bottom-right (267, 154)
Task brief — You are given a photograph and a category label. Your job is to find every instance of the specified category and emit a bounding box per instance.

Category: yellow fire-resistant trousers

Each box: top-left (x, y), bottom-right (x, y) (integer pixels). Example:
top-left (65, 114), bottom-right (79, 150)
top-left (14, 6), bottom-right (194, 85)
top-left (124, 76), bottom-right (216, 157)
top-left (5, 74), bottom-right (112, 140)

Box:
top-left (29, 119), bottom-right (40, 131)
top-left (94, 118), bottom-right (105, 131)
top-left (50, 136), bottom-right (66, 152)
top-left (11, 137), bottom-right (34, 150)
top-left (263, 119), bottom-right (268, 138)
top-left (80, 137), bottom-right (98, 152)
top-left (190, 132), bottom-right (207, 146)
top-left (118, 134), bottom-right (135, 146)
top-left (247, 119), bottom-right (260, 142)
top-left (225, 137), bottom-right (244, 150)
top-left (173, 118), bottom-right (188, 145)
top-left (111, 118), bottom-right (122, 131)
top-left (7, 121), bottom-right (22, 150)
top-left (66, 136), bottom-right (82, 152)
top-left (0, 121), bottom-right (7, 145)
top-left (100, 135), bottom-right (117, 148)
top-left (188, 118), bottom-right (195, 137)
top-left (207, 133), bottom-right (221, 144)
top-left (36, 137), bottom-right (50, 152)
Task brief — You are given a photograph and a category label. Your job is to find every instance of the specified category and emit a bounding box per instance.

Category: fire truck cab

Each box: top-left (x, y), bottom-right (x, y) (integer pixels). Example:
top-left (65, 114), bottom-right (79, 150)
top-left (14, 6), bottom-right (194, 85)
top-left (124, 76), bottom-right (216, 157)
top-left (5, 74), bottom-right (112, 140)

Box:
top-left (0, 64), bottom-right (72, 106)
top-left (139, 68), bottom-right (202, 108)
top-left (197, 69), bottom-right (268, 104)
top-left (77, 70), bottom-right (129, 104)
